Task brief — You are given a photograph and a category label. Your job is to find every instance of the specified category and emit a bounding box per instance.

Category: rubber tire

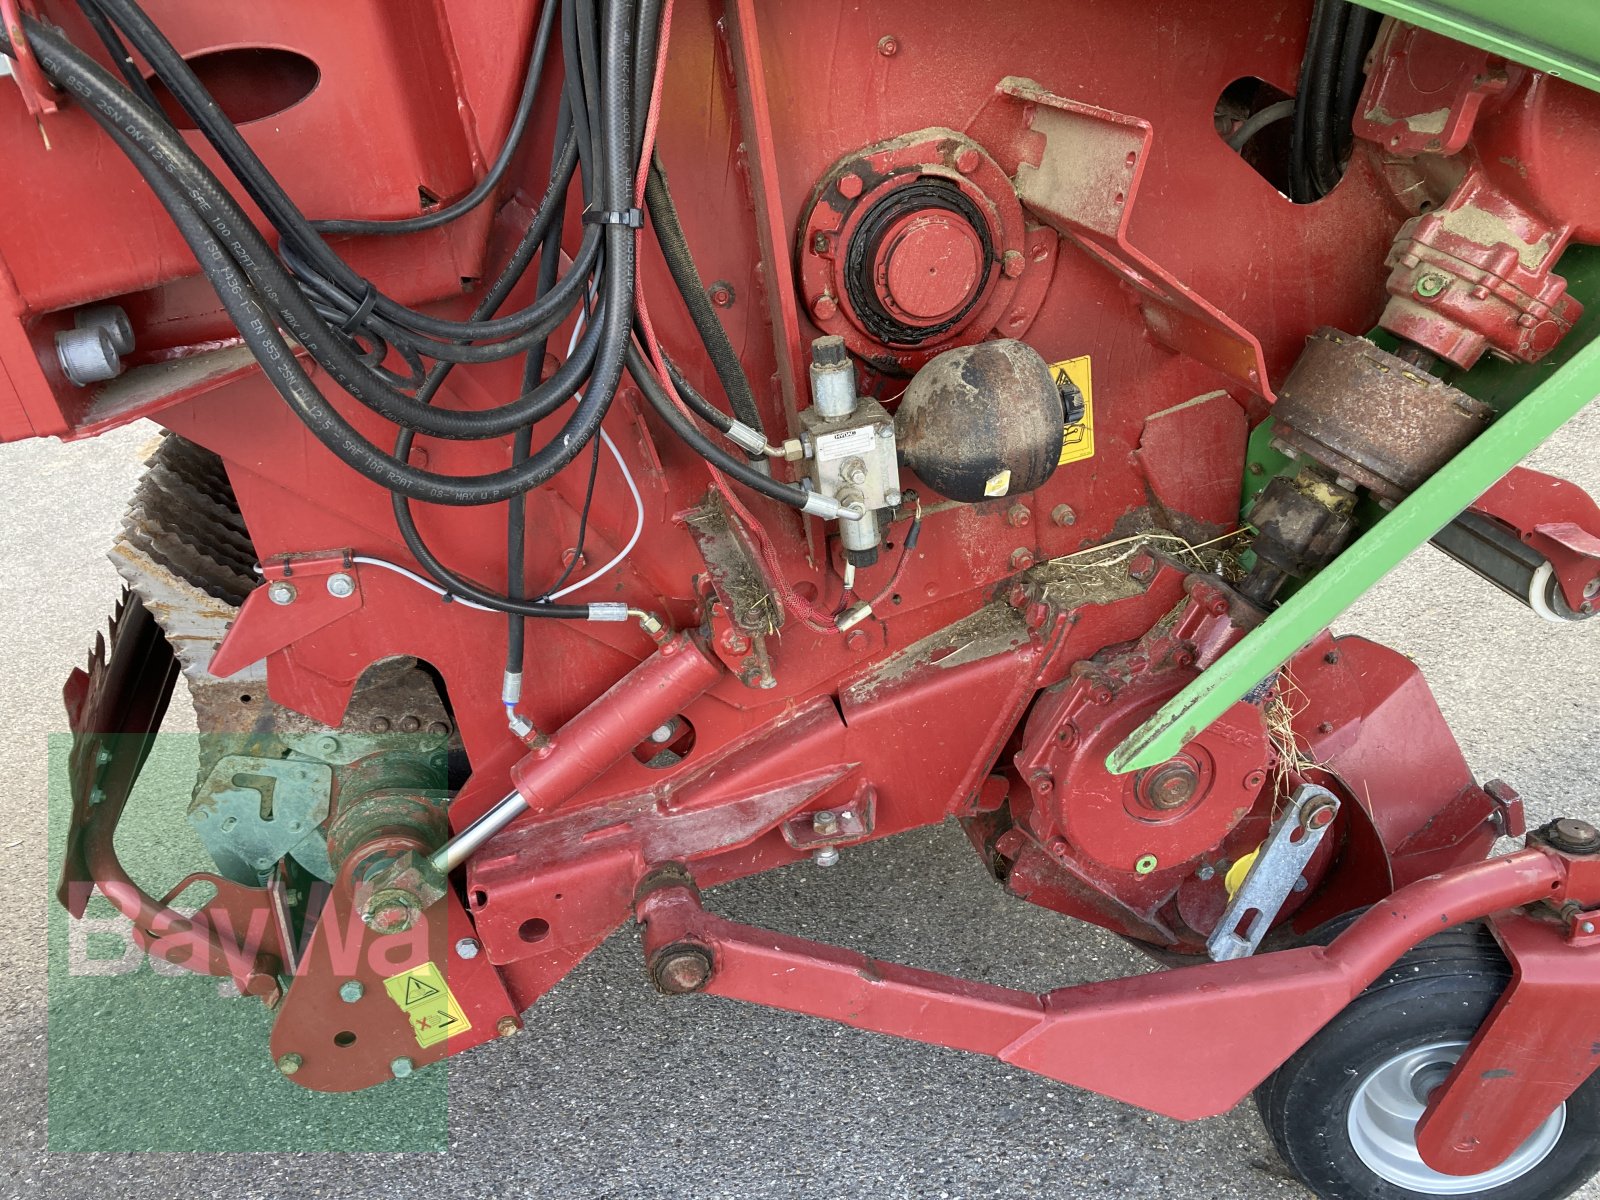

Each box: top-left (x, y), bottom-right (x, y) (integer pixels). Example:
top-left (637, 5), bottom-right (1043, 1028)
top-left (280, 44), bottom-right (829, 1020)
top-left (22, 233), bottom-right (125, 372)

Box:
top-left (1256, 922), bottom-right (1600, 1200)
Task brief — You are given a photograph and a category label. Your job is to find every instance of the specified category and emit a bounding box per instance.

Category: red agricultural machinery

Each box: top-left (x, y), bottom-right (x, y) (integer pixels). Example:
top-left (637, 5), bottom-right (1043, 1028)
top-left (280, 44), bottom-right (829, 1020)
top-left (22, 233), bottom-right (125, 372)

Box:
top-left (4, 1), bottom-right (1600, 1195)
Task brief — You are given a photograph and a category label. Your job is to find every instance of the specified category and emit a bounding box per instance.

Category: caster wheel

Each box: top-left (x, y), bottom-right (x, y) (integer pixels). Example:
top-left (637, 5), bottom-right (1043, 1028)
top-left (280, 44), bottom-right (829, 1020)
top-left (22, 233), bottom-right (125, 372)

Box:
top-left (1257, 923), bottom-right (1600, 1199)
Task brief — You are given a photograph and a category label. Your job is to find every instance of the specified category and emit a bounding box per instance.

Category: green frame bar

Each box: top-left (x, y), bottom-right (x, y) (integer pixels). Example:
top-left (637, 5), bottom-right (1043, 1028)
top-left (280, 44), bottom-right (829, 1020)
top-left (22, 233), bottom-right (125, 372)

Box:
top-left (1353, 2), bottom-right (1600, 95)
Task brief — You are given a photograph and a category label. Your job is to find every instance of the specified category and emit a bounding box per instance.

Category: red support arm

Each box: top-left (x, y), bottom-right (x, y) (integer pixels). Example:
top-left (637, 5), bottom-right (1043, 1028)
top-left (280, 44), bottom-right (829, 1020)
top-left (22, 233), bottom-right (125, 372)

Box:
top-left (636, 846), bottom-right (1598, 1142)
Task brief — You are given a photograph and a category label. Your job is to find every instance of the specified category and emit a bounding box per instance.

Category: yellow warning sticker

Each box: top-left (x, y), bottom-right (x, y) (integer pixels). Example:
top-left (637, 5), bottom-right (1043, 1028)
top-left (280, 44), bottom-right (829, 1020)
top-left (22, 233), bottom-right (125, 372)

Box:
top-left (383, 961), bottom-right (471, 1049)
top-left (1051, 356), bottom-right (1095, 466)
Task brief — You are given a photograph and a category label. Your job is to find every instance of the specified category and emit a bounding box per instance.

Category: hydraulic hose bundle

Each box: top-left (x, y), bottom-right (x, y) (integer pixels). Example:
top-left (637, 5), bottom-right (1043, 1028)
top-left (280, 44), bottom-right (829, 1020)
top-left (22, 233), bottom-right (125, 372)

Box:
top-left (0, 0), bottom-right (831, 634)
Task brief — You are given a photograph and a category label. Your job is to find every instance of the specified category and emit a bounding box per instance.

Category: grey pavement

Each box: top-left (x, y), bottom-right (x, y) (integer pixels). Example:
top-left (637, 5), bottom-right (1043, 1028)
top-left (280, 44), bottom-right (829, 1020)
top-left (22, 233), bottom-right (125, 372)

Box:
top-left (1, 408), bottom-right (1596, 1199)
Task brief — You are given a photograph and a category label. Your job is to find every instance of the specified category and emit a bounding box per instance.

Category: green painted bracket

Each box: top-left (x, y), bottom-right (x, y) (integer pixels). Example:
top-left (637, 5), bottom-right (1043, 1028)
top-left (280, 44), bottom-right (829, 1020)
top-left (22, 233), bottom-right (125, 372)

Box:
top-left (1108, 246), bottom-right (1600, 776)
top-left (1353, 1), bottom-right (1600, 95)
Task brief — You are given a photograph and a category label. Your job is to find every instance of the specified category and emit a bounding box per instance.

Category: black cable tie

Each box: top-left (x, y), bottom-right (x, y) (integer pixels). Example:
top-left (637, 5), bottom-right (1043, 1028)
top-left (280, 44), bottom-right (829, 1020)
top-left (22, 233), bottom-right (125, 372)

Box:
top-left (583, 206), bottom-right (643, 229)
top-left (339, 284), bottom-right (380, 335)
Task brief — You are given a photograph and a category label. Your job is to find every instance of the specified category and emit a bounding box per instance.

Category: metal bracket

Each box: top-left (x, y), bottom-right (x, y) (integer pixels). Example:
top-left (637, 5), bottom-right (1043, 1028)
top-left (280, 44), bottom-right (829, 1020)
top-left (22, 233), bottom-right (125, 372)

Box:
top-left (781, 786), bottom-right (876, 851)
top-left (209, 551), bottom-right (364, 678)
top-left (999, 77), bottom-right (1274, 400)
top-left (189, 755), bottom-right (335, 884)
top-left (1415, 909), bottom-right (1600, 1176)
top-left (1, 0), bottom-right (61, 120)
top-left (1207, 784), bottom-right (1341, 962)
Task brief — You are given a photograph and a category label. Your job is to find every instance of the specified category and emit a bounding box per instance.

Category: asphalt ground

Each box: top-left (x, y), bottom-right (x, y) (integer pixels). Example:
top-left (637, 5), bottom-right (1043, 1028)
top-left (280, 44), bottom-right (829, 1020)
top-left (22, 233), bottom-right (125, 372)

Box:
top-left (2, 407), bottom-right (1597, 1199)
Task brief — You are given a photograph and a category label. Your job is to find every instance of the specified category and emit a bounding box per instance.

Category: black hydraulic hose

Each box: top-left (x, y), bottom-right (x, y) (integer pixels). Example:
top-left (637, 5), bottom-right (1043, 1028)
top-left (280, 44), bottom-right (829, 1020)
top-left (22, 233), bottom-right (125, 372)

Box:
top-left (1290, 0), bottom-right (1339, 203)
top-left (312, 0), bottom-right (559, 238)
top-left (631, 0), bottom-right (663, 163)
top-left (507, 160), bottom-right (576, 669)
top-left (17, 20), bottom-right (621, 504)
top-left (398, 118), bottom-right (596, 424)
top-left (1307, 13), bottom-right (1347, 197)
top-left (573, 0), bottom-right (606, 167)
top-left (662, 354), bottom-right (734, 433)
top-left (1331, 6), bottom-right (1380, 165)
top-left (78, 0), bottom-right (159, 109)
top-left (644, 159), bottom-right (766, 444)
top-left (279, 216), bottom-right (603, 370)
top-left (626, 341), bottom-right (813, 514)
top-left (560, 0), bottom-right (598, 200)
top-left (388, 472), bottom-right (590, 617)
top-left (96, 43), bottom-right (603, 442)
top-left (83, 0), bottom-right (592, 348)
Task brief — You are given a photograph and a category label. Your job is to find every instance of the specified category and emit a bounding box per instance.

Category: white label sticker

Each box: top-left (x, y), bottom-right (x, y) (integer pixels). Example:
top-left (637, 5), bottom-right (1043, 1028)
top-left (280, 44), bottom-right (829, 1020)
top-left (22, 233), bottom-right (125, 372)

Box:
top-left (816, 424), bottom-right (880, 461)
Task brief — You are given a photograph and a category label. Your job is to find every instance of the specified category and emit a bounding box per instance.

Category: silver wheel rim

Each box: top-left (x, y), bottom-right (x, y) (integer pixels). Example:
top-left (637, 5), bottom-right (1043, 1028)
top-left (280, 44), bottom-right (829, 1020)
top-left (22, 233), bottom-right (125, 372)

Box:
top-left (1347, 1040), bottom-right (1567, 1195)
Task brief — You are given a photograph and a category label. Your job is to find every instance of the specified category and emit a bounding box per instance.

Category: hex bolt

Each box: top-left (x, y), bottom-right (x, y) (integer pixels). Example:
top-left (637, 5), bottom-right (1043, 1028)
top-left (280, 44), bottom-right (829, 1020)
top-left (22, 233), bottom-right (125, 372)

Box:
top-left (390, 1057), bottom-right (414, 1079)
top-left (55, 325), bottom-right (123, 386)
top-left (885, 488), bottom-right (904, 508)
top-left (877, 424), bottom-right (894, 439)
top-left (1002, 250), bottom-right (1026, 279)
top-left (954, 146), bottom-right (981, 175)
top-left (1415, 273), bottom-right (1449, 299)
top-left (1293, 876), bottom-right (1310, 893)
top-left (650, 721), bottom-right (677, 744)
top-left (455, 938), bottom-right (481, 960)
top-left (811, 293), bottom-right (839, 321)
top-left (877, 34), bottom-right (899, 56)
top-left (838, 173), bottom-right (864, 199)
top-left (812, 810), bottom-right (840, 836)
top-left (1586, 577), bottom-right (1600, 599)
top-left (813, 846), bottom-right (841, 868)
top-left (338, 980), bottom-right (364, 1004)
top-left (1011, 548), bottom-right (1036, 571)
top-left (276, 1053), bottom-right (303, 1076)
top-left (1051, 505), bottom-right (1076, 527)
top-left (1196, 864), bottom-right (1217, 882)
top-left (707, 281), bottom-right (734, 308)
top-left (267, 581), bottom-right (297, 606)
top-left (1006, 504), bottom-right (1031, 528)
top-left (1584, 922), bottom-right (1597, 936)
top-left (326, 572), bottom-right (356, 598)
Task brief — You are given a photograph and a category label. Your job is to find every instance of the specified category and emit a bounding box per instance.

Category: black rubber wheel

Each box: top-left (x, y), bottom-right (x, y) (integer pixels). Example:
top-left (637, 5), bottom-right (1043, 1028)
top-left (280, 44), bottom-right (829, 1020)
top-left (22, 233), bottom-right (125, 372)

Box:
top-left (1256, 922), bottom-right (1600, 1200)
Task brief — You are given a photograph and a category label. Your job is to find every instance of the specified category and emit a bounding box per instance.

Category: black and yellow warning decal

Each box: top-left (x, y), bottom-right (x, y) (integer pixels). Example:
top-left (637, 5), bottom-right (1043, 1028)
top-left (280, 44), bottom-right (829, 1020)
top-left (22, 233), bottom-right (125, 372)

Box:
top-left (1050, 356), bottom-right (1095, 466)
top-left (384, 961), bottom-right (471, 1049)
